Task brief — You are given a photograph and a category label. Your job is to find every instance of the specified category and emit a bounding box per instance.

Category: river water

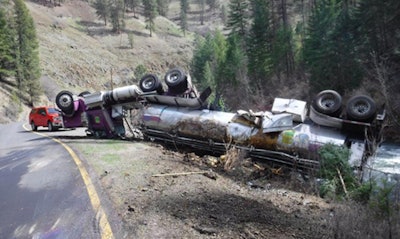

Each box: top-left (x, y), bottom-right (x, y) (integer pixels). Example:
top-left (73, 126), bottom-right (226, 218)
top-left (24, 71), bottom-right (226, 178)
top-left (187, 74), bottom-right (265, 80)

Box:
top-left (364, 143), bottom-right (400, 183)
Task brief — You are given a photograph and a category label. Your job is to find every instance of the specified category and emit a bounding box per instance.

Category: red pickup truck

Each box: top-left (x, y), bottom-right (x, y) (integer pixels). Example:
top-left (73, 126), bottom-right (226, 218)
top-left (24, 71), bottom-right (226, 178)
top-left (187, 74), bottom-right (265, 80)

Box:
top-left (29, 106), bottom-right (63, 131)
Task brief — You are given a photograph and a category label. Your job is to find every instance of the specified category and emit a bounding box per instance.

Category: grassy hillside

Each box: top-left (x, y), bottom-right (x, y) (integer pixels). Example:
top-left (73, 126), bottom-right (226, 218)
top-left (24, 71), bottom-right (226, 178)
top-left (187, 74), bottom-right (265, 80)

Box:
top-left (0, 0), bottom-right (302, 122)
top-left (27, 1), bottom-right (200, 101)
top-left (1, 0), bottom-right (229, 123)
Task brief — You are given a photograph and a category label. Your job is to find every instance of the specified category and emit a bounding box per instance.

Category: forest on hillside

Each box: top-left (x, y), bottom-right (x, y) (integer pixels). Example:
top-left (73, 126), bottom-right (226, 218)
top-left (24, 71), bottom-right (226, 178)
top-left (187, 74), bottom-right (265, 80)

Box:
top-left (0, 0), bottom-right (41, 106)
top-left (86, 0), bottom-right (400, 106)
top-left (188, 0), bottom-right (399, 115)
top-left (85, 0), bottom-right (400, 134)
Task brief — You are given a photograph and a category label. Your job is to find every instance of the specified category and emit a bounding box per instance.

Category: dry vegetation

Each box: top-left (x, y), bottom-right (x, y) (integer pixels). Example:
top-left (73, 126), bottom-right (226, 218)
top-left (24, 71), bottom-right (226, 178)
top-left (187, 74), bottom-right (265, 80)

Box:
top-left (28, 0), bottom-right (198, 100)
top-left (1, 0), bottom-right (199, 122)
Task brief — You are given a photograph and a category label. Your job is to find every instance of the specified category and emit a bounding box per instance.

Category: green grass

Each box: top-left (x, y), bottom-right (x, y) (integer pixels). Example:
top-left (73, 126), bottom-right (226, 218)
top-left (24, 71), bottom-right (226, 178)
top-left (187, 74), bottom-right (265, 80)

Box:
top-left (75, 140), bottom-right (125, 161)
top-left (72, 140), bottom-right (156, 178)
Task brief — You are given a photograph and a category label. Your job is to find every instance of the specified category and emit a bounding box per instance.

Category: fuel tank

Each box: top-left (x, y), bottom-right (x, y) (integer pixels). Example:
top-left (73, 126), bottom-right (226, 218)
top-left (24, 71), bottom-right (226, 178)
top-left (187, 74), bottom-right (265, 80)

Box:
top-left (142, 104), bottom-right (293, 150)
top-left (142, 103), bottom-right (350, 161)
top-left (84, 85), bottom-right (142, 108)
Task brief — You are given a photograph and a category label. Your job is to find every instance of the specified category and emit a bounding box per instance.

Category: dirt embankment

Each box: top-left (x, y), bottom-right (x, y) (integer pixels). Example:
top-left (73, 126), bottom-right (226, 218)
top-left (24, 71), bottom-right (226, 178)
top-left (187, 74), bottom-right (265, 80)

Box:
top-left (60, 131), bottom-right (335, 239)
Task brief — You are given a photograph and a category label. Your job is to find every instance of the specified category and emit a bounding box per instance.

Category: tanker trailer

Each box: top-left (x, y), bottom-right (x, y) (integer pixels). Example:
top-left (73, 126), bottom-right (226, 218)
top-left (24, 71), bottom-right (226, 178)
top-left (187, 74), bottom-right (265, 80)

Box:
top-left (140, 102), bottom-right (350, 171)
top-left (138, 74), bottom-right (383, 172)
top-left (53, 67), bottom-right (384, 172)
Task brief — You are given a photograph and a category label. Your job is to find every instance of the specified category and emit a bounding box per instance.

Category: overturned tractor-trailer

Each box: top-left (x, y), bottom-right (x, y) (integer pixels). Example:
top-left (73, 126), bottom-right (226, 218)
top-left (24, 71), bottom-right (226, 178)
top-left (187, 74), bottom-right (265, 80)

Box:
top-left (54, 68), bottom-right (385, 172)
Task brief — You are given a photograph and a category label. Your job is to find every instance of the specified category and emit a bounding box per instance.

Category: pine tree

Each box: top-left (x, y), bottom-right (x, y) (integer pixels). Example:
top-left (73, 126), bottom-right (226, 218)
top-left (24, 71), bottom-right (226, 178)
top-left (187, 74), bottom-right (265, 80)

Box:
top-left (329, 6), bottom-right (362, 92)
top-left (354, 0), bottom-right (400, 67)
top-left (94, 0), bottom-right (110, 25)
top-left (303, 0), bottom-right (335, 89)
top-left (206, 0), bottom-right (218, 11)
top-left (157, 0), bottom-right (169, 17)
top-left (222, 33), bottom-right (246, 87)
top-left (224, 0), bottom-right (249, 88)
top-left (191, 34), bottom-right (215, 88)
top-left (353, 0), bottom-right (400, 116)
top-left (203, 61), bottom-right (214, 90)
top-left (191, 31), bottom-right (228, 106)
top-left (196, 0), bottom-right (206, 25)
top-left (226, 0), bottom-right (248, 37)
top-left (246, 0), bottom-right (272, 90)
top-left (303, 0), bottom-right (361, 93)
top-left (270, 0), bottom-right (295, 77)
top-left (271, 26), bottom-right (295, 78)
top-left (211, 30), bottom-right (227, 84)
top-left (13, 0), bottom-right (41, 105)
top-left (180, 0), bottom-right (189, 36)
top-left (125, 0), bottom-right (140, 18)
top-left (110, 0), bottom-right (124, 33)
top-left (143, 0), bottom-right (157, 37)
top-left (0, 8), bottom-right (16, 80)
top-left (220, 4), bottom-right (227, 24)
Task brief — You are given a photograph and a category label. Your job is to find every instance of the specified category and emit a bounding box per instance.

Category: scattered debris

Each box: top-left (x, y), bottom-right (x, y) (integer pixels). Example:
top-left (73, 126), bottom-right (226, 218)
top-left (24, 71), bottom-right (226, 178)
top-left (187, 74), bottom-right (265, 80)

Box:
top-left (203, 171), bottom-right (217, 180)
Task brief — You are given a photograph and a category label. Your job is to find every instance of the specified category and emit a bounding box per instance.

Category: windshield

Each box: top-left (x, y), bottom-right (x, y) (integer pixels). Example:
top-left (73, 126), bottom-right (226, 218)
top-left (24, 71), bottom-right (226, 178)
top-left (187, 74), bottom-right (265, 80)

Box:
top-left (48, 108), bottom-right (59, 114)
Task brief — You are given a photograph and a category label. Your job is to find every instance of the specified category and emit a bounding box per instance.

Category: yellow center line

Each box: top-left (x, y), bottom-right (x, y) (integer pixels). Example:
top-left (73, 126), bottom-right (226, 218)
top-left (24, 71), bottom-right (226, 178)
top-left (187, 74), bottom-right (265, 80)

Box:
top-left (23, 124), bottom-right (115, 239)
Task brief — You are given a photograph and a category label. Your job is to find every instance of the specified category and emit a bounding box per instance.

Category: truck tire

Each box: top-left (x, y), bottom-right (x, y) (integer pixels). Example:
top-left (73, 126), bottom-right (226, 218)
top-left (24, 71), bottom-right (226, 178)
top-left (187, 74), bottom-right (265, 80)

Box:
top-left (346, 95), bottom-right (377, 122)
top-left (139, 74), bottom-right (163, 94)
top-left (164, 68), bottom-right (188, 94)
top-left (312, 90), bottom-right (343, 117)
top-left (56, 90), bottom-right (75, 115)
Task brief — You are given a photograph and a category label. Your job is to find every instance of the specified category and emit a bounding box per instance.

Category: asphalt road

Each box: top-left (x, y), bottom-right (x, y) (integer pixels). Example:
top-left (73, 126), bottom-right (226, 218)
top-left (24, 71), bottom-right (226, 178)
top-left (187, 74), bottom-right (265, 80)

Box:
top-left (0, 122), bottom-right (113, 239)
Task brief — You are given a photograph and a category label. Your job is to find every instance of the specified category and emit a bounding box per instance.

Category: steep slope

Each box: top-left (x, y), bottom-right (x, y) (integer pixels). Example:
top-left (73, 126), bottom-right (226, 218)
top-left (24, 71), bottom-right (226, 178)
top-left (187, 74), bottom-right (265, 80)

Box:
top-left (26, 0), bottom-right (195, 102)
top-left (1, 0), bottom-right (228, 123)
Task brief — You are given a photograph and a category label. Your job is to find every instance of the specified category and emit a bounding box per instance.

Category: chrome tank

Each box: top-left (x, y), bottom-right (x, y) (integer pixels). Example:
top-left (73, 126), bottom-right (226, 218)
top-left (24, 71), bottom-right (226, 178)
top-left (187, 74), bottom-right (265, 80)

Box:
top-left (85, 85), bottom-right (142, 108)
top-left (143, 105), bottom-right (235, 141)
top-left (142, 104), bottom-right (293, 150)
top-left (108, 85), bottom-right (142, 104)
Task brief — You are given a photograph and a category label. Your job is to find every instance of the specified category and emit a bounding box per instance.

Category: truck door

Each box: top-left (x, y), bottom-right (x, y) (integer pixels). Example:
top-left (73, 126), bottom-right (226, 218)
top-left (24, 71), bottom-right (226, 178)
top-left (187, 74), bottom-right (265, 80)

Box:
top-left (38, 108), bottom-right (47, 126)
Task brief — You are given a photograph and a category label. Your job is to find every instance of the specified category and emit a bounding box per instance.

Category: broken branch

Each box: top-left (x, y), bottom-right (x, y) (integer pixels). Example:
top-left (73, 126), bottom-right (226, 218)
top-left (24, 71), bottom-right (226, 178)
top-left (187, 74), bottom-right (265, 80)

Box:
top-left (152, 171), bottom-right (209, 177)
top-left (336, 168), bottom-right (348, 197)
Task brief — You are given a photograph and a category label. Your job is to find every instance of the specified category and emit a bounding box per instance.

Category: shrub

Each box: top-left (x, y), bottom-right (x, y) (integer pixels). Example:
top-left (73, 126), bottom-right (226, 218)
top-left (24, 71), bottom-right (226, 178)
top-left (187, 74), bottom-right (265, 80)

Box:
top-left (318, 143), bottom-right (357, 197)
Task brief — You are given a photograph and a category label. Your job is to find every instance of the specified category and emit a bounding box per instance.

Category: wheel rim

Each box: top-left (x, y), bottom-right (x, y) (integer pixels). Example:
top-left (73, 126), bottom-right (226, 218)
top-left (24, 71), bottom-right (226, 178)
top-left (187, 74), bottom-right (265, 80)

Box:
top-left (352, 102), bottom-right (370, 115)
top-left (320, 97), bottom-right (336, 110)
top-left (168, 72), bottom-right (180, 83)
top-left (142, 78), bottom-right (155, 90)
top-left (59, 94), bottom-right (72, 108)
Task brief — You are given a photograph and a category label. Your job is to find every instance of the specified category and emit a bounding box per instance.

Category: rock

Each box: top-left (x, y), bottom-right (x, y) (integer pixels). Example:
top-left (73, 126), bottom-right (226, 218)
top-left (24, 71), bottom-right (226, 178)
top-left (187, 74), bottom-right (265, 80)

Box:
top-left (192, 225), bottom-right (217, 235)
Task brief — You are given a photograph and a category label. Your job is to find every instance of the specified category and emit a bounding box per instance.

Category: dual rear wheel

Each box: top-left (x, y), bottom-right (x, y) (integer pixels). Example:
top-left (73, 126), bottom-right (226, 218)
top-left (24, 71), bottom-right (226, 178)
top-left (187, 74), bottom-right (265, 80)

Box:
top-left (139, 68), bottom-right (188, 95)
top-left (312, 90), bottom-right (377, 122)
